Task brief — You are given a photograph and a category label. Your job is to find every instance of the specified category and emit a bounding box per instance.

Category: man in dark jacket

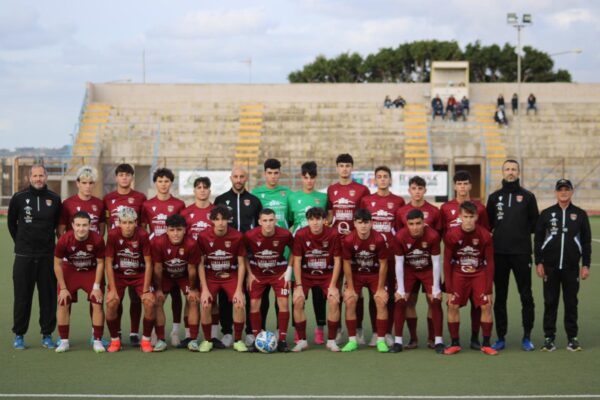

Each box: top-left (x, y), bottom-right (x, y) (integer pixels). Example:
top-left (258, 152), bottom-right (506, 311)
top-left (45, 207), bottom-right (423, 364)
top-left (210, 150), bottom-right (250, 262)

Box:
top-left (8, 164), bottom-right (61, 349)
top-left (534, 179), bottom-right (591, 352)
top-left (486, 160), bottom-right (538, 351)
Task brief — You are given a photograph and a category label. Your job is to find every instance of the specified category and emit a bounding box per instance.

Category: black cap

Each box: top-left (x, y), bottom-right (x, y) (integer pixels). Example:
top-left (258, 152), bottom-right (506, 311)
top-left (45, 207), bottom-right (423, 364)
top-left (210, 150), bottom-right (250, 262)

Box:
top-left (555, 179), bottom-right (573, 191)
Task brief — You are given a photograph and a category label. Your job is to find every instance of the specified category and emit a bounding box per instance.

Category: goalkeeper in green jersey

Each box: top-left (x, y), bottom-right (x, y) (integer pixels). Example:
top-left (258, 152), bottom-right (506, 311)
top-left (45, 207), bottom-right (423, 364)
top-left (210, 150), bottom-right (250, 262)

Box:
top-left (252, 159), bottom-right (293, 229)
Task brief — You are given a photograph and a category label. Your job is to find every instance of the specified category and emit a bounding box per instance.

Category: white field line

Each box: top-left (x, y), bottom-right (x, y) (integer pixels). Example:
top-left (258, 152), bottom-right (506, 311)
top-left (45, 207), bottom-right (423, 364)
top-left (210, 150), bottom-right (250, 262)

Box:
top-left (0, 395), bottom-right (600, 399)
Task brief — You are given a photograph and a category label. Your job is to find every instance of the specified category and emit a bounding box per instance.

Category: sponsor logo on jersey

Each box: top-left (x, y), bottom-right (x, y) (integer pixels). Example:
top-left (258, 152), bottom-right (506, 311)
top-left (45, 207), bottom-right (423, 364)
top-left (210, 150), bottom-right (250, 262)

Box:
top-left (46, 199), bottom-right (53, 206)
top-left (570, 213), bottom-right (577, 221)
top-left (516, 195), bottom-right (523, 202)
top-left (244, 199), bottom-right (251, 206)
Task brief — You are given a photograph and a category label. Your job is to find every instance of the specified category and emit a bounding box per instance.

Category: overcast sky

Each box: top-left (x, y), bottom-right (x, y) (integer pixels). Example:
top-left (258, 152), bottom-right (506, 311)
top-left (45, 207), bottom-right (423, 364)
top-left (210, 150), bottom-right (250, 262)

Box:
top-left (1, 0), bottom-right (598, 150)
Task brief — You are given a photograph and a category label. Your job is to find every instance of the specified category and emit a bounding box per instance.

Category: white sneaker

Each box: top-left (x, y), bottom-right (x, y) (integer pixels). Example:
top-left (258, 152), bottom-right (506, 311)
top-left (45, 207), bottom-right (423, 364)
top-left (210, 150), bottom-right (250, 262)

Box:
top-left (369, 333), bottom-right (378, 347)
top-left (385, 333), bottom-right (394, 347)
top-left (326, 340), bottom-right (341, 352)
top-left (55, 340), bottom-right (70, 353)
top-left (292, 339), bottom-right (308, 352)
top-left (93, 340), bottom-right (106, 353)
top-left (221, 334), bottom-right (233, 348)
top-left (356, 328), bottom-right (365, 345)
top-left (170, 330), bottom-right (181, 347)
top-left (245, 334), bottom-right (256, 347)
top-left (150, 330), bottom-right (157, 346)
top-left (335, 328), bottom-right (344, 346)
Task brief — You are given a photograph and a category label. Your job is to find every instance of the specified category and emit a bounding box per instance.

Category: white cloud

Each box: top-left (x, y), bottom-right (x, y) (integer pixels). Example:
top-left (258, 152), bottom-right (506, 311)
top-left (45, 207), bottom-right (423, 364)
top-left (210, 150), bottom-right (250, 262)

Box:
top-left (547, 8), bottom-right (598, 29)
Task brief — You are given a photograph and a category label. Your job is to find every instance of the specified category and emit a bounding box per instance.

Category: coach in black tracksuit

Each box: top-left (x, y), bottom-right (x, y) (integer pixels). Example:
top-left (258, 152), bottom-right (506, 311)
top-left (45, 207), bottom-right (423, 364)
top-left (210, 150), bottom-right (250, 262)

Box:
top-left (8, 165), bottom-right (61, 345)
top-left (486, 160), bottom-right (538, 350)
top-left (534, 179), bottom-right (591, 350)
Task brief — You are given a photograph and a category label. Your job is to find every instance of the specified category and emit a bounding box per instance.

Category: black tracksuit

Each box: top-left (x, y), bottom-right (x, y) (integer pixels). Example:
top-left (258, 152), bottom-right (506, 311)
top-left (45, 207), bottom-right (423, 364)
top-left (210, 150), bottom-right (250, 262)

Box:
top-left (534, 202), bottom-right (591, 339)
top-left (8, 185), bottom-right (61, 336)
top-left (214, 188), bottom-right (265, 336)
top-left (487, 179), bottom-right (539, 339)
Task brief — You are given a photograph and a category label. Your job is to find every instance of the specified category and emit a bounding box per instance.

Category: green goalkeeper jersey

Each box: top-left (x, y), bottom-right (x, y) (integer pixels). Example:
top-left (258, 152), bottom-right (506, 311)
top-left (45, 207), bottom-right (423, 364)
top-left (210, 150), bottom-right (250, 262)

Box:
top-left (252, 185), bottom-right (292, 229)
top-left (287, 190), bottom-right (328, 234)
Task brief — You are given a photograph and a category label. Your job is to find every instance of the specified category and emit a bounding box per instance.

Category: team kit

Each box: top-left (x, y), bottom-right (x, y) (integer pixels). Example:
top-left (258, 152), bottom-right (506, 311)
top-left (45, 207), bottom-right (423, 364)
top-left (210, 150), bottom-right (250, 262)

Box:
top-left (46, 154), bottom-right (588, 356)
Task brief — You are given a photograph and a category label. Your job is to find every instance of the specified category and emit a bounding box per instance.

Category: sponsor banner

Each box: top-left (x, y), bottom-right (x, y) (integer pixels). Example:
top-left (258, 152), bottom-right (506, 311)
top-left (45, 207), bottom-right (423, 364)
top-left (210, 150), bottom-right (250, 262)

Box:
top-left (179, 170), bottom-right (231, 196)
top-left (352, 171), bottom-right (448, 197)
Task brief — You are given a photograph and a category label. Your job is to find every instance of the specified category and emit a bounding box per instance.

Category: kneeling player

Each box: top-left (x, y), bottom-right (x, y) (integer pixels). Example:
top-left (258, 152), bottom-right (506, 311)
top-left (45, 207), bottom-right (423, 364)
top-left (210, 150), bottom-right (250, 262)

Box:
top-left (341, 209), bottom-right (390, 353)
top-left (54, 211), bottom-right (106, 353)
top-left (195, 205), bottom-right (248, 352)
top-left (393, 209), bottom-right (444, 353)
top-left (152, 214), bottom-right (201, 351)
top-left (443, 202), bottom-right (497, 356)
top-left (245, 209), bottom-right (294, 352)
top-left (105, 207), bottom-right (156, 352)
top-left (292, 207), bottom-right (342, 352)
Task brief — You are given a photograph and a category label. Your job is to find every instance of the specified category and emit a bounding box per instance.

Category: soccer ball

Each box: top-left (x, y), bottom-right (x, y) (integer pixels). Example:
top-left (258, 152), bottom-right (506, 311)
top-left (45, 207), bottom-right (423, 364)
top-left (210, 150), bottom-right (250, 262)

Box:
top-left (254, 331), bottom-right (277, 353)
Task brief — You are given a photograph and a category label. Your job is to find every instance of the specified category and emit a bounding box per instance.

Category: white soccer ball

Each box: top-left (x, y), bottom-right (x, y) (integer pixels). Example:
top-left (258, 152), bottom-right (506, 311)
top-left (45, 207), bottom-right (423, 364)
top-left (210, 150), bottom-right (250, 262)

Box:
top-left (254, 331), bottom-right (277, 353)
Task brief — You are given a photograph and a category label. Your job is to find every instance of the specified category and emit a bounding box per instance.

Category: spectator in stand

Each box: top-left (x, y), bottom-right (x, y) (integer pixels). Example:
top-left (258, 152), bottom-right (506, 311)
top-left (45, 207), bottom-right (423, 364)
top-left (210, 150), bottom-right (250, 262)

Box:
top-left (461, 96), bottom-right (470, 116)
top-left (494, 107), bottom-right (508, 127)
top-left (497, 94), bottom-right (505, 109)
top-left (446, 95), bottom-right (457, 120)
top-left (527, 94), bottom-right (537, 115)
top-left (431, 95), bottom-right (444, 120)
top-left (454, 102), bottom-right (466, 122)
top-left (511, 93), bottom-right (519, 115)
top-left (393, 95), bottom-right (406, 109)
top-left (384, 96), bottom-right (393, 109)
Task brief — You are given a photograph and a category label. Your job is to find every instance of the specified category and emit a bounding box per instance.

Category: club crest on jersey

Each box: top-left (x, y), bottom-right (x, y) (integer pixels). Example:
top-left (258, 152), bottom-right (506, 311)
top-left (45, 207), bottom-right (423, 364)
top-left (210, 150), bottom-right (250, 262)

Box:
top-left (119, 240), bottom-right (124, 245)
top-left (92, 205), bottom-right (98, 212)
top-left (273, 240), bottom-right (279, 247)
top-left (388, 202), bottom-right (394, 209)
top-left (225, 241), bottom-right (231, 248)
top-left (261, 194), bottom-right (265, 198)
top-left (226, 200), bottom-right (230, 205)
top-left (422, 242), bottom-right (428, 248)
top-left (451, 209), bottom-right (456, 215)
top-left (128, 198), bottom-right (134, 204)
top-left (190, 213), bottom-right (195, 219)
top-left (26, 199), bottom-right (30, 204)
top-left (314, 199), bottom-right (320, 205)
top-left (323, 241), bottom-right (328, 248)
top-left (349, 190), bottom-right (356, 197)
top-left (306, 241), bottom-right (311, 247)
top-left (244, 199), bottom-right (251, 207)
top-left (179, 248), bottom-right (185, 256)
top-left (354, 245), bottom-right (358, 250)
top-left (407, 243), bottom-right (412, 249)
top-left (46, 199), bottom-right (53, 206)
top-left (112, 199), bottom-right (116, 204)
top-left (152, 206), bottom-right (157, 212)
top-left (371, 201), bottom-right (376, 207)
top-left (86, 244), bottom-right (94, 252)
top-left (516, 195), bottom-right (523, 203)
top-left (334, 191), bottom-right (338, 196)
top-left (167, 249), bottom-right (172, 254)
top-left (167, 205), bottom-right (174, 213)
top-left (423, 211), bottom-right (429, 219)
top-left (257, 241), bottom-right (261, 247)
top-left (281, 191), bottom-right (286, 196)
top-left (71, 246), bottom-right (76, 251)
top-left (369, 244), bottom-right (376, 251)
top-left (473, 238), bottom-right (479, 245)
top-left (132, 241), bottom-right (138, 249)
top-left (570, 213), bottom-right (577, 221)
top-left (209, 242), bottom-right (214, 247)
top-left (76, 206), bottom-right (81, 211)
top-left (458, 240), bottom-right (463, 245)
top-left (499, 196), bottom-right (503, 201)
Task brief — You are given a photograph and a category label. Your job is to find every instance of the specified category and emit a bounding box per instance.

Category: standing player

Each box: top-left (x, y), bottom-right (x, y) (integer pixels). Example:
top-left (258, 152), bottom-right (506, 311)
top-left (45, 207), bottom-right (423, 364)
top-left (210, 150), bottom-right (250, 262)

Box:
top-left (58, 166), bottom-right (105, 236)
top-left (252, 159), bottom-right (292, 229)
top-left (341, 209), bottom-right (390, 353)
top-left (443, 202), bottom-right (497, 356)
top-left (396, 175), bottom-right (442, 349)
top-left (291, 207), bottom-right (342, 352)
top-left (195, 205), bottom-right (248, 353)
top-left (486, 160), bottom-right (539, 351)
top-left (103, 163), bottom-right (147, 347)
top-left (141, 168), bottom-right (186, 346)
top-left (359, 166), bottom-right (404, 346)
top-left (244, 209), bottom-right (294, 352)
top-left (53, 211), bottom-right (106, 353)
top-left (104, 207), bottom-right (155, 353)
top-left (151, 214), bottom-right (201, 352)
top-left (393, 209), bottom-right (444, 353)
top-left (440, 170), bottom-right (489, 350)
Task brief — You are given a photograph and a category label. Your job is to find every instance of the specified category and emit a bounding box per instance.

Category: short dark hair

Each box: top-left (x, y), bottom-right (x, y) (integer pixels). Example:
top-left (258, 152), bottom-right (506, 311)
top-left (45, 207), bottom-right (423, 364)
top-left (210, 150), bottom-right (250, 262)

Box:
top-left (503, 159), bottom-right (520, 170)
top-left (166, 214), bottom-right (187, 228)
top-left (115, 163), bottom-right (134, 175)
top-left (306, 207), bottom-right (327, 220)
top-left (336, 153), bottom-right (354, 165)
top-left (453, 170), bottom-right (472, 183)
top-left (153, 168), bottom-right (175, 182)
top-left (459, 201), bottom-right (478, 216)
top-left (264, 158), bottom-right (281, 171)
top-left (259, 208), bottom-right (276, 218)
top-left (72, 211), bottom-right (91, 222)
top-left (193, 176), bottom-right (211, 188)
top-left (210, 205), bottom-right (232, 221)
top-left (409, 175), bottom-right (426, 187)
top-left (374, 166), bottom-right (391, 177)
top-left (406, 209), bottom-right (424, 221)
top-left (353, 208), bottom-right (372, 222)
top-left (301, 161), bottom-right (318, 178)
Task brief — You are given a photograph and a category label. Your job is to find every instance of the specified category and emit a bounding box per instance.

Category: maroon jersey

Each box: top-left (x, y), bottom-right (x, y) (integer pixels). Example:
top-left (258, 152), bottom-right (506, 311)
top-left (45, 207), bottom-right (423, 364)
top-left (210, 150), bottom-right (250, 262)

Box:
top-left (105, 227), bottom-right (151, 276)
top-left (360, 193), bottom-right (405, 237)
top-left (103, 190), bottom-right (147, 229)
top-left (55, 230), bottom-right (105, 271)
top-left (292, 226), bottom-right (341, 275)
top-left (151, 235), bottom-right (201, 279)
top-left (244, 226), bottom-right (293, 278)
top-left (396, 201), bottom-right (442, 233)
top-left (181, 203), bottom-right (215, 240)
top-left (394, 225), bottom-right (441, 270)
top-left (327, 181), bottom-right (370, 235)
top-left (60, 195), bottom-right (105, 234)
top-left (341, 230), bottom-right (388, 274)
top-left (141, 196), bottom-right (186, 238)
top-left (197, 227), bottom-right (247, 280)
top-left (440, 199), bottom-right (490, 233)
top-left (443, 225), bottom-right (494, 293)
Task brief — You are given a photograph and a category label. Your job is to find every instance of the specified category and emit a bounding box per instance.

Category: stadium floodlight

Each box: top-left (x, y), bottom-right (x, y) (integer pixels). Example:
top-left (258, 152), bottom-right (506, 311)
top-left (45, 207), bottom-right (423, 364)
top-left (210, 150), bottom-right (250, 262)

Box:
top-left (507, 13), bottom-right (518, 25)
top-left (522, 14), bottom-right (532, 24)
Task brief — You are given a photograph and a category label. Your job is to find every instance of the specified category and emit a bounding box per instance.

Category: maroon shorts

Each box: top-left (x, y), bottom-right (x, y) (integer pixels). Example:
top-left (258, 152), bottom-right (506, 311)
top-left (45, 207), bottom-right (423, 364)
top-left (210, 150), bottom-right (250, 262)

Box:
top-left (449, 273), bottom-right (490, 307)
top-left (162, 275), bottom-right (190, 295)
top-left (60, 267), bottom-right (104, 304)
top-left (114, 274), bottom-right (146, 300)
top-left (299, 272), bottom-right (334, 298)
top-left (205, 274), bottom-right (240, 302)
top-left (351, 273), bottom-right (385, 295)
top-left (250, 273), bottom-right (288, 299)
top-left (404, 268), bottom-right (434, 295)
